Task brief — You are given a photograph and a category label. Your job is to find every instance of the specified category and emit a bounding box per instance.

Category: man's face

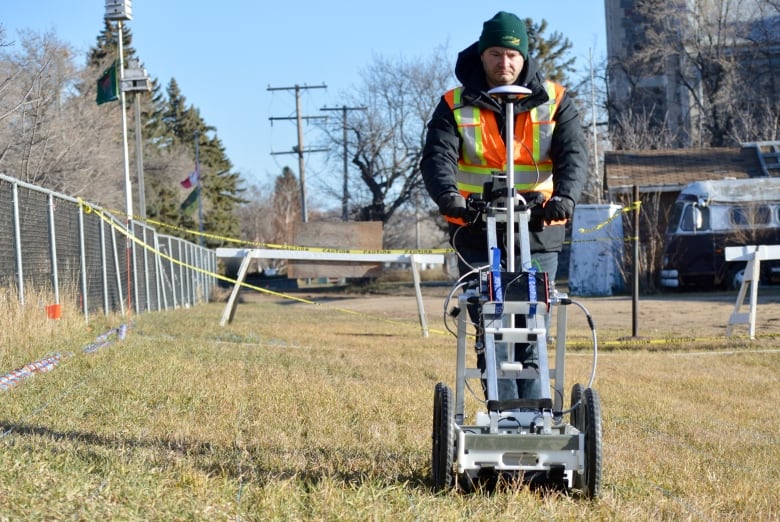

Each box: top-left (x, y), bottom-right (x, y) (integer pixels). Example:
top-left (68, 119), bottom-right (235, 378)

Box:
top-left (481, 47), bottom-right (524, 87)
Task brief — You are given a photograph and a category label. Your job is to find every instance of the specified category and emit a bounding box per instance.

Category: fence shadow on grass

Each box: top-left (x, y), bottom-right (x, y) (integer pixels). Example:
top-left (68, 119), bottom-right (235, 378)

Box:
top-left (0, 419), bottom-right (216, 457)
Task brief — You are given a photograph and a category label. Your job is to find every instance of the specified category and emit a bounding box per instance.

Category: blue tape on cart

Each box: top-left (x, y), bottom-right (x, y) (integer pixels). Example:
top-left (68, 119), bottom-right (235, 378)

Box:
top-left (491, 247), bottom-right (503, 315)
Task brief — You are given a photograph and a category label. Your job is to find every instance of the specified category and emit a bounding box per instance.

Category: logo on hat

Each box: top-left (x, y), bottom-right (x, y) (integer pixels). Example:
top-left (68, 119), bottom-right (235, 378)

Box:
top-left (501, 36), bottom-right (521, 47)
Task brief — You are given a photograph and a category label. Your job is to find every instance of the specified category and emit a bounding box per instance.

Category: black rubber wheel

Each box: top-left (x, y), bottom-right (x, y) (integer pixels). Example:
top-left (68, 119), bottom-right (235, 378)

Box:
top-left (573, 387), bottom-right (603, 499)
top-left (570, 382), bottom-right (584, 427)
top-left (726, 265), bottom-right (746, 290)
top-left (431, 382), bottom-right (455, 492)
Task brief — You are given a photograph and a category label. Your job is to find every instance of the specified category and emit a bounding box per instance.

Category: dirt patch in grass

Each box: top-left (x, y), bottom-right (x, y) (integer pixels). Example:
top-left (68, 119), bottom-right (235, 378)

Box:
top-left (240, 281), bottom-right (780, 345)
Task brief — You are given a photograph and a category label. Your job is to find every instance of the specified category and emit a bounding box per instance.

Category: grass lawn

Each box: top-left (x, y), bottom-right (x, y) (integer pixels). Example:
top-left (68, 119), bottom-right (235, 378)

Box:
top-left (0, 291), bottom-right (777, 520)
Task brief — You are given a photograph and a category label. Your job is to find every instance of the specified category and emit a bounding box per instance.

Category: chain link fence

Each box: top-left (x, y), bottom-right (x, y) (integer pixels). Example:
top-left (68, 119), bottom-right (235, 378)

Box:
top-left (0, 174), bottom-right (216, 320)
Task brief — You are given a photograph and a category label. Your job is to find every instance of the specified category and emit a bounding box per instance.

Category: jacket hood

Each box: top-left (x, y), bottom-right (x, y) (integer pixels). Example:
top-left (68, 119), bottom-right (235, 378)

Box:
top-left (454, 42), bottom-right (549, 108)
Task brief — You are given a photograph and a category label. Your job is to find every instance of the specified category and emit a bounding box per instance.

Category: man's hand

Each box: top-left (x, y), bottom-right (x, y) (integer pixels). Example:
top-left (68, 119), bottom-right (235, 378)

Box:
top-left (436, 192), bottom-right (467, 218)
top-left (544, 195), bottom-right (575, 222)
top-left (522, 191), bottom-right (546, 208)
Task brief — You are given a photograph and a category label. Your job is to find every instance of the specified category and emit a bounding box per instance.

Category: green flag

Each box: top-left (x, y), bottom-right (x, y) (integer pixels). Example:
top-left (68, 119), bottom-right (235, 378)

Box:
top-left (180, 186), bottom-right (200, 214)
top-left (96, 62), bottom-right (119, 105)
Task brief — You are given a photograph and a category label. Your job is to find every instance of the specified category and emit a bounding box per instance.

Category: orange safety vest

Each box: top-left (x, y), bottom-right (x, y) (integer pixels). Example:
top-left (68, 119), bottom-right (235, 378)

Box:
top-left (443, 80), bottom-right (564, 225)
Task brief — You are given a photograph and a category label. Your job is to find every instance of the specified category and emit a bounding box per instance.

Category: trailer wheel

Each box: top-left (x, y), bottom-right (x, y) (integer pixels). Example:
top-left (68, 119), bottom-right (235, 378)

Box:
top-left (432, 382), bottom-right (455, 492)
top-left (574, 387), bottom-right (603, 499)
top-left (727, 265), bottom-right (746, 290)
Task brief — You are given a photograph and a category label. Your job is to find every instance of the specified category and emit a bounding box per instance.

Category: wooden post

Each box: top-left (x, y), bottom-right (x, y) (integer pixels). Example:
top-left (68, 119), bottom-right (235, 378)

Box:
top-left (410, 255), bottom-right (429, 337)
top-left (632, 185), bottom-right (640, 337)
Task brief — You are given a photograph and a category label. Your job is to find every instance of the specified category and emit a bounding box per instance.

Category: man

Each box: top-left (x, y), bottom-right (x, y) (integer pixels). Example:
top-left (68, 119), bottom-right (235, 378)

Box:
top-left (421, 11), bottom-right (588, 399)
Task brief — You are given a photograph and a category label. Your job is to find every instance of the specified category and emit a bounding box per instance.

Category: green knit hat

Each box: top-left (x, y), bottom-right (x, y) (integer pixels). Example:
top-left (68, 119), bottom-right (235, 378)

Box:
top-left (478, 11), bottom-right (528, 58)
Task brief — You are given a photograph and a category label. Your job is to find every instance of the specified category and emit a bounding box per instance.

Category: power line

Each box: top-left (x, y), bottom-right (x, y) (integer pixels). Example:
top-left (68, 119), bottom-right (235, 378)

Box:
top-left (321, 105), bottom-right (367, 221)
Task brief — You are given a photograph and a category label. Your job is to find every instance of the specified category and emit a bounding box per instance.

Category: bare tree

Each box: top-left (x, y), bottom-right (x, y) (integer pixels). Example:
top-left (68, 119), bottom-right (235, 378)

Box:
top-left (614, 190), bottom-right (671, 293)
top-left (234, 167), bottom-right (303, 273)
top-left (0, 31), bottom-right (77, 183)
top-left (570, 53), bottom-right (614, 204)
top-left (728, 1), bottom-right (780, 142)
top-left (236, 183), bottom-right (266, 244)
top-left (0, 30), bottom-right (127, 209)
top-left (315, 48), bottom-right (452, 225)
top-left (612, 106), bottom-right (680, 150)
top-left (608, 0), bottom-right (779, 148)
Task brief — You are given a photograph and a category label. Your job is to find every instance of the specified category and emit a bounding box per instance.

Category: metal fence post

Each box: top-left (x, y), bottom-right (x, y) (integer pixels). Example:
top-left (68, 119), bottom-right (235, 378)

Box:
top-left (12, 183), bottom-right (24, 305)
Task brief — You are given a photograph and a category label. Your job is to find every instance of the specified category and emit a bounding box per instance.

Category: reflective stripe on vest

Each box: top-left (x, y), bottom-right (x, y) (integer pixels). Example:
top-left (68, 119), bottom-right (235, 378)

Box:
top-left (445, 81), bottom-right (562, 198)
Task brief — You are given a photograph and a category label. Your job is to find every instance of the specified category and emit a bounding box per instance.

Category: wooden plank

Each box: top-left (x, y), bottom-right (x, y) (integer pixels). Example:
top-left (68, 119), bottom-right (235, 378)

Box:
top-left (288, 222), bottom-right (383, 278)
top-left (219, 252), bottom-right (253, 326)
top-left (216, 248), bottom-right (444, 265)
top-left (725, 244), bottom-right (780, 262)
top-left (409, 255), bottom-right (428, 337)
top-left (726, 247), bottom-right (766, 339)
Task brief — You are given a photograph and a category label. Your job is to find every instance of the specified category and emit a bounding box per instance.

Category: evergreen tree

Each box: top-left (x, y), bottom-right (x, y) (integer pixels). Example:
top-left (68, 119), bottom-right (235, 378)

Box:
top-left (159, 81), bottom-right (245, 246)
top-left (271, 167), bottom-right (301, 246)
top-left (202, 132), bottom-right (245, 246)
top-left (526, 18), bottom-right (576, 87)
top-left (162, 80), bottom-right (203, 144)
top-left (85, 22), bottom-right (246, 245)
top-left (87, 19), bottom-right (136, 68)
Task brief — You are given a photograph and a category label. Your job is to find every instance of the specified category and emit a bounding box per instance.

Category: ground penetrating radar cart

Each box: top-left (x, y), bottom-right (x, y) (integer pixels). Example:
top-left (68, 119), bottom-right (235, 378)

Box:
top-left (431, 86), bottom-right (603, 498)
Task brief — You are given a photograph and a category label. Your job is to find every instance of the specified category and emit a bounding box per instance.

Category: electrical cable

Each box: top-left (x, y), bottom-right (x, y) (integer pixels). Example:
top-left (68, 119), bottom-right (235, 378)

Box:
top-left (551, 297), bottom-right (599, 417)
top-left (567, 298), bottom-right (598, 389)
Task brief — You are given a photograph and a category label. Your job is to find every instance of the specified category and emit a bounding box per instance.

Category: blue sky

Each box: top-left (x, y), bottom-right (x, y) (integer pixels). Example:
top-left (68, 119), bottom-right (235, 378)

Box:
top-left (3, 1), bottom-right (606, 190)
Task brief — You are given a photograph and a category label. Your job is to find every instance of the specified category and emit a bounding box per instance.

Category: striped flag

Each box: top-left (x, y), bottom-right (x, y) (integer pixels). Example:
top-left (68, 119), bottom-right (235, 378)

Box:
top-left (96, 61), bottom-right (119, 105)
top-left (180, 186), bottom-right (200, 214)
top-left (180, 169), bottom-right (199, 189)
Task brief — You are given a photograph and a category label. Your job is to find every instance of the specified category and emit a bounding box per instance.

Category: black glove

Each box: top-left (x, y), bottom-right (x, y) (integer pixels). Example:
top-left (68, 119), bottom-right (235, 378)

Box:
top-left (436, 192), bottom-right (467, 219)
top-left (544, 195), bottom-right (575, 222)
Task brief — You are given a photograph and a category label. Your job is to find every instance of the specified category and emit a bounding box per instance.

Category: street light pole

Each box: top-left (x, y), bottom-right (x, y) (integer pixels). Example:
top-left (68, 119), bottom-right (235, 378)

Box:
top-left (105, 0), bottom-right (134, 314)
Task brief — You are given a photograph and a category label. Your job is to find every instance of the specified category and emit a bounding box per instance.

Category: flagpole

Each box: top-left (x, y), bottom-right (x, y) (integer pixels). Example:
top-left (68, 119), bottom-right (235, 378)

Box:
top-left (195, 131), bottom-right (203, 247)
top-left (117, 19), bottom-right (135, 316)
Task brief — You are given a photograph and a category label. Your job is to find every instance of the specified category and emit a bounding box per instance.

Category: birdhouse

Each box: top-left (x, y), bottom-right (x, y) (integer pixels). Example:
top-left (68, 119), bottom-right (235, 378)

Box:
top-left (105, 0), bottom-right (132, 21)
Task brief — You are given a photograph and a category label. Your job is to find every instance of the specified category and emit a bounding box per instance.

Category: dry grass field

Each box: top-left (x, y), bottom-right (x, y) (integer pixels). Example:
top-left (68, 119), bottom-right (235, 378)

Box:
top-left (0, 284), bottom-right (778, 520)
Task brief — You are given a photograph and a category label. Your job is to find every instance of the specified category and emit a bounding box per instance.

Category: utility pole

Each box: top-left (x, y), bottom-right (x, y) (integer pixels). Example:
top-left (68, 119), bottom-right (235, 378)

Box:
top-left (320, 105), bottom-right (367, 221)
top-left (268, 83), bottom-right (327, 223)
top-left (589, 48), bottom-right (599, 202)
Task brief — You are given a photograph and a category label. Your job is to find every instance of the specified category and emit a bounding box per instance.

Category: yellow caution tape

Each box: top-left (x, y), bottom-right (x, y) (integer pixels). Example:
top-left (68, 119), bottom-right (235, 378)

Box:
top-left (80, 200), bottom-right (779, 345)
top-left (98, 199), bottom-right (646, 258)
top-left (576, 201), bottom-right (641, 234)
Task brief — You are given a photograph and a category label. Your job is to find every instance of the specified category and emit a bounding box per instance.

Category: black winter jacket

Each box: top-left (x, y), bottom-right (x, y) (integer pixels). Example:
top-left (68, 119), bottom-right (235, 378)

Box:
top-left (421, 42), bottom-right (588, 253)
